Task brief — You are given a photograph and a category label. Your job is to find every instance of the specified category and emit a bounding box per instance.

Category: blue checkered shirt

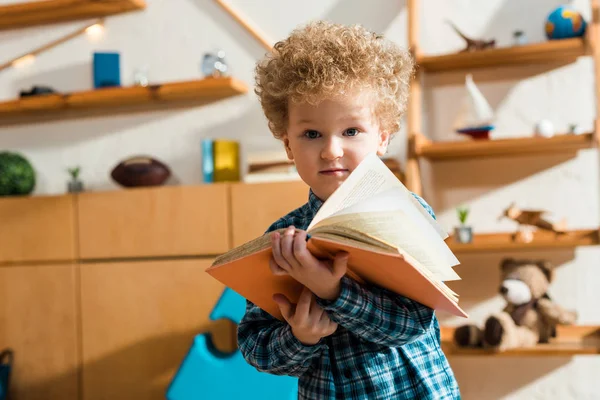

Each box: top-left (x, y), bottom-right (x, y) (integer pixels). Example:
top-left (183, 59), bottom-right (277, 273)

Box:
top-left (238, 190), bottom-right (460, 399)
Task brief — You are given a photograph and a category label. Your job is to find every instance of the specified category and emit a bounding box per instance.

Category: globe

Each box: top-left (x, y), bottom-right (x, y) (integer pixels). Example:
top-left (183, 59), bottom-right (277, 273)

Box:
top-left (545, 6), bottom-right (587, 40)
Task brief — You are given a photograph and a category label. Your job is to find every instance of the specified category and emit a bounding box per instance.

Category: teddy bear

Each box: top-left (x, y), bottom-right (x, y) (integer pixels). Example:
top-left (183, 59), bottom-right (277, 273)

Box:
top-left (453, 257), bottom-right (578, 351)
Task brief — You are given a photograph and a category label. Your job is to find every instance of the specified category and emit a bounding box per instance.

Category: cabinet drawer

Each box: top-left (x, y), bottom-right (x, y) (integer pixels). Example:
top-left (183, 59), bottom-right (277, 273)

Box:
top-left (0, 194), bottom-right (75, 263)
top-left (77, 185), bottom-right (230, 259)
top-left (80, 258), bottom-right (233, 400)
top-left (230, 181), bottom-right (309, 247)
top-left (0, 263), bottom-right (79, 400)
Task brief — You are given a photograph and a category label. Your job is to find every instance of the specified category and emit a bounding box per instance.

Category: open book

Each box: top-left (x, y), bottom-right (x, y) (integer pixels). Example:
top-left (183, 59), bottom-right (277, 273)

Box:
top-left (207, 153), bottom-right (468, 320)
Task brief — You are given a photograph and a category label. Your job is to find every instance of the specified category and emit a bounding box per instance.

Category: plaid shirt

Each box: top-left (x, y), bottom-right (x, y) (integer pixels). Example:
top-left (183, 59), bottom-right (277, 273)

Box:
top-left (238, 190), bottom-right (460, 400)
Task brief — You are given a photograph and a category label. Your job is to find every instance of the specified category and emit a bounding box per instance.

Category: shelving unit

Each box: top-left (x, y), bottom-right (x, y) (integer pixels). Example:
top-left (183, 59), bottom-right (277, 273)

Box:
top-left (0, 77), bottom-right (248, 125)
top-left (0, 0), bottom-right (146, 31)
top-left (447, 229), bottom-right (600, 253)
top-left (406, 0), bottom-right (600, 364)
top-left (440, 325), bottom-right (600, 356)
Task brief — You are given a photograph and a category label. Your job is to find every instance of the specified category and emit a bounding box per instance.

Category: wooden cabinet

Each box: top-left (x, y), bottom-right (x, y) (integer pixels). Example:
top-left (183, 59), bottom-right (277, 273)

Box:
top-left (230, 181), bottom-right (309, 246)
top-left (77, 184), bottom-right (230, 259)
top-left (79, 258), bottom-right (234, 400)
top-left (0, 263), bottom-right (79, 400)
top-left (0, 195), bottom-right (76, 264)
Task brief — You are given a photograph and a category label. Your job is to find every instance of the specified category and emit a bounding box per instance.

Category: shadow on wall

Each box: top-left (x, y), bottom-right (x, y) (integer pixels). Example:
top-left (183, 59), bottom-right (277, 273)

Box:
top-left (449, 356), bottom-right (572, 400)
top-left (13, 62), bottom-right (93, 96)
top-left (17, 321), bottom-right (233, 400)
top-left (323, 0), bottom-right (405, 33)
top-left (479, 0), bottom-right (568, 46)
top-left (195, 0), bottom-right (405, 58)
top-left (421, 152), bottom-right (579, 213)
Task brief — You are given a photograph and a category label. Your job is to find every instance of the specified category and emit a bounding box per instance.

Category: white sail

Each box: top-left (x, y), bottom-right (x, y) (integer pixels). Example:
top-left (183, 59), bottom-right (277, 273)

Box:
top-left (454, 74), bottom-right (494, 129)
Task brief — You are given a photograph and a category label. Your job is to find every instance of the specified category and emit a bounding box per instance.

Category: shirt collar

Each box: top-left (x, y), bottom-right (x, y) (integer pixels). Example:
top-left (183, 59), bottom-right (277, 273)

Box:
top-left (307, 189), bottom-right (324, 216)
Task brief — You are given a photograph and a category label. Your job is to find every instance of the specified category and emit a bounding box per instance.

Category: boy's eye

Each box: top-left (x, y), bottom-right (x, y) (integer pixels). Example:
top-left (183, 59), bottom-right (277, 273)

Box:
top-left (344, 128), bottom-right (360, 137)
top-left (304, 130), bottom-right (320, 139)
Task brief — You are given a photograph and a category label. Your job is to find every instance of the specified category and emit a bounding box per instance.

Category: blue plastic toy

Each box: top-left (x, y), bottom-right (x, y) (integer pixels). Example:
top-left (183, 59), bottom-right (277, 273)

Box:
top-left (166, 289), bottom-right (298, 400)
top-left (0, 349), bottom-right (13, 400)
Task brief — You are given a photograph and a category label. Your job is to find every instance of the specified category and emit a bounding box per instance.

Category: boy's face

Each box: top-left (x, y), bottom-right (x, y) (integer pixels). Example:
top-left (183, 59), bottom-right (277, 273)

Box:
top-left (283, 90), bottom-right (390, 200)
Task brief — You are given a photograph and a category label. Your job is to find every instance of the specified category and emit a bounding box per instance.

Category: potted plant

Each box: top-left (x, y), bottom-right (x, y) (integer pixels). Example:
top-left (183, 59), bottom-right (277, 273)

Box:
top-left (67, 166), bottom-right (84, 193)
top-left (455, 206), bottom-right (473, 243)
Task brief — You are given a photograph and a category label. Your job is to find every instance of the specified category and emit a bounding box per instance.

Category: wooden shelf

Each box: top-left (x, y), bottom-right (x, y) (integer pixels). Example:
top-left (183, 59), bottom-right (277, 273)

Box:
top-left (417, 38), bottom-right (588, 73)
top-left (0, 77), bottom-right (248, 125)
top-left (0, 0), bottom-right (145, 31)
top-left (416, 133), bottom-right (595, 161)
top-left (441, 325), bottom-right (600, 356)
top-left (447, 229), bottom-right (600, 253)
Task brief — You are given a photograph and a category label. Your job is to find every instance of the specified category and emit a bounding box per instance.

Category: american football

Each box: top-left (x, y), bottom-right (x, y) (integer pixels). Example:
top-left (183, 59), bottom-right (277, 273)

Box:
top-left (110, 156), bottom-right (171, 187)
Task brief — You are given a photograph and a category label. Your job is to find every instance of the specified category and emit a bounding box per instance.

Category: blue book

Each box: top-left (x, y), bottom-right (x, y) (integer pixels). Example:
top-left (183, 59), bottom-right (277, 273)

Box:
top-left (93, 52), bottom-right (121, 88)
top-left (202, 139), bottom-right (214, 183)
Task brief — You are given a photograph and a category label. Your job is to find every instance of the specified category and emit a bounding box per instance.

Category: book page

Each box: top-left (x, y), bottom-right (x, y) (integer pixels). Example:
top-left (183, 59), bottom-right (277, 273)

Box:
top-left (312, 211), bottom-right (460, 281)
top-left (319, 187), bottom-right (460, 270)
top-left (307, 153), bottom-right (447, 240)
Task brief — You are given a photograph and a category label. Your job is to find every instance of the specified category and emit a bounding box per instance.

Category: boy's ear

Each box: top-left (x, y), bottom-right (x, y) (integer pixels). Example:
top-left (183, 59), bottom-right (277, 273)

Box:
top-left (376, 131), bottom-right (391, 156)
top-left (282, 134), bottom-right (294, 160)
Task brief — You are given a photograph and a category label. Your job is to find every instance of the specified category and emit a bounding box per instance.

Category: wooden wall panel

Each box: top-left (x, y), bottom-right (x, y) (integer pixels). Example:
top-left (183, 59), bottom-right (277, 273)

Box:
top-left (0, 264), bottom-right (79, 400)
top-left (80, 258), bottom-right (234, 400)
top-left (0, 195), bottom-right (75, 263)
top-left (230, 181), bottom-right (309, 247)
top-left (77, 185), bottom-right (230, 259)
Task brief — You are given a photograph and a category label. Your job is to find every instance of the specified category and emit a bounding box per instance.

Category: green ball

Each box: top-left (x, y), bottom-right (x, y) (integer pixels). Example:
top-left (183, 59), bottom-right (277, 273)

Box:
top-left (0, 151), bottom-right (36, 196)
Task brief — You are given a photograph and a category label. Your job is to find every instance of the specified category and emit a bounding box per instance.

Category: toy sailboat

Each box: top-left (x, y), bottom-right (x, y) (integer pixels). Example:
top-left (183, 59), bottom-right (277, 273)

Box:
top-left (454, 74), bottom-right (495, 139)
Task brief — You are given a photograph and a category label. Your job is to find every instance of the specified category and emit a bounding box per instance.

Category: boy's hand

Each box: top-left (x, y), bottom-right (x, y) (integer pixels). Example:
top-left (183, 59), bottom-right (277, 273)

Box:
top-left (270, 225), bottom-right (347, 301)
top-left (273, 286), bottom-right (338, 345)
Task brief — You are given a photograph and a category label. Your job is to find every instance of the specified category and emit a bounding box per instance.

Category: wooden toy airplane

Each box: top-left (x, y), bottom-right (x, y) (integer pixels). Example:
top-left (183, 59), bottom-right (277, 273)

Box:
top-left (501, 203), bottom-right (567, 234)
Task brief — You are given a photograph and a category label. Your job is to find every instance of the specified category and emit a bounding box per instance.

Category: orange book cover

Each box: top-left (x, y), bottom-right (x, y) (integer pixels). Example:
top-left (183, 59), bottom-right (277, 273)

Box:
top-left (206, 232), bottom-right (467, 321)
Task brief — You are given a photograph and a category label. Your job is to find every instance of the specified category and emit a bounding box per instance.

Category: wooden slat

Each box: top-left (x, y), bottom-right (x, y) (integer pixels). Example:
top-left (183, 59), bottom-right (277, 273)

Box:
top-left (0, 77), bottom-right (248, 126)
top-left (0, 264), bottom-right (79, 399)
top-left (230, 181), bottom-right (309, 247)
top-left (80, 258), bottom-right (235, 400)
top-left (77, 184), bottom-right (231, 259)
top-left (0, 194), bottom-right (76, 264)
top-left (441, 325), bottom-right (600, 356)
top-left (418, 133), bottom-right (594, 160)
top-left (417, 38), bottom-right (588, 73)
top-left (0, 0), bottom-right (145, 31)
top-left (447, 229), bottom-right (600, 253)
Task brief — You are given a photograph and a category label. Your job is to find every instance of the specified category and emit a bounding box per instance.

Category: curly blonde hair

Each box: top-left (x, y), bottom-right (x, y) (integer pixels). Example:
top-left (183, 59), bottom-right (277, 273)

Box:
top-left (255, 20), bottom-right (414, 139)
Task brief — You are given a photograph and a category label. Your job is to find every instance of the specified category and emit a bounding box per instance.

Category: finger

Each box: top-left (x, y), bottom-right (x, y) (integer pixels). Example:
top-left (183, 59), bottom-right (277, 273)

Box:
top-left (273, 293), bottom-right (294, 322)
top-left (295, 287), bottom-right (312, 320)
top-left (292, 230), bottom-right (312, 265)
top-left (309, 291), bottom-right (324, 321)
top-left (269, 256), bottom-right (289, 276)
top-left (271, 231), bottom-right (292, 271)
top-left (280, 226), bottom-right (299, 267)
top-left (332, 252), bottom-right (349, 280)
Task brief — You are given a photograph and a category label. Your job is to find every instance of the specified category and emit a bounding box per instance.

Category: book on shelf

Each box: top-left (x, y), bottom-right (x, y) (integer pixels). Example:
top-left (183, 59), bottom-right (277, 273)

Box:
top-left (206, 153), bottom-right (467, 320)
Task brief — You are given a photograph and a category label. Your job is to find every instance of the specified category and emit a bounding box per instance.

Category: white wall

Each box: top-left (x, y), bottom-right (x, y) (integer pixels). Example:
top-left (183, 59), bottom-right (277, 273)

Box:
top-left (1, 0), bottom-right (598, 398)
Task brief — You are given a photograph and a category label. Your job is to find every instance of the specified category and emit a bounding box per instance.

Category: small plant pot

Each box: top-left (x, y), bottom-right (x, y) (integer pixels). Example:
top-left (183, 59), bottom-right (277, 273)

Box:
top-left (454, 226), bottom-right (473, 244)
top-left (68, 179), bottom-right (84, 193)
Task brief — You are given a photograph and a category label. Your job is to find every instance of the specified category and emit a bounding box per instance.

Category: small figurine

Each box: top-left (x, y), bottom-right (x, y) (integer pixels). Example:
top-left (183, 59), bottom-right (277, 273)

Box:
top-left (500, 203), bottom-right (566, 242)
top-left (446, 20), bottom-right (496, 52)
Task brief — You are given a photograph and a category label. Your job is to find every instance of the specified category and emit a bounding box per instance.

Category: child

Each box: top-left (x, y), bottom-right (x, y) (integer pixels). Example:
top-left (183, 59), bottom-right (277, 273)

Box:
top-left (238, 21), bottom-right (460, 399)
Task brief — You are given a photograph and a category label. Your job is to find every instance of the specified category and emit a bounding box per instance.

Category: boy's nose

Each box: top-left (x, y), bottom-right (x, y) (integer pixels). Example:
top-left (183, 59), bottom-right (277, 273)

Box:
top-left (321, 138), bottom-right (344, 160)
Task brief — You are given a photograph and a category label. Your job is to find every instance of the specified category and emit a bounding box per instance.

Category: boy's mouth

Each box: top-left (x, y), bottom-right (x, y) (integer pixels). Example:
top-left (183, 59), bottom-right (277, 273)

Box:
top-left (319, 168), bottom-right (349, 176)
